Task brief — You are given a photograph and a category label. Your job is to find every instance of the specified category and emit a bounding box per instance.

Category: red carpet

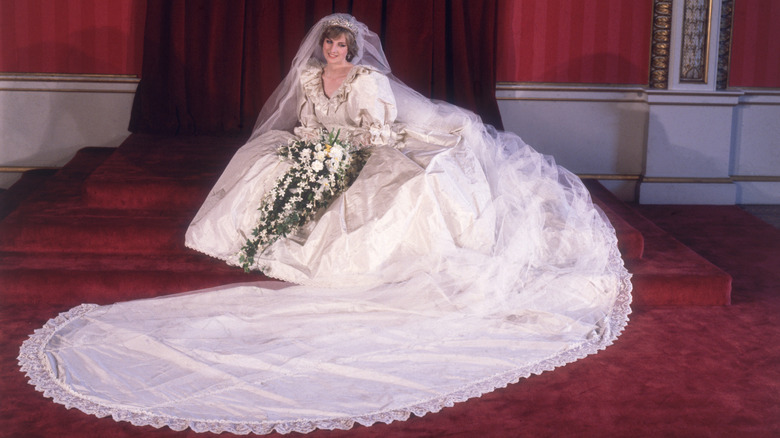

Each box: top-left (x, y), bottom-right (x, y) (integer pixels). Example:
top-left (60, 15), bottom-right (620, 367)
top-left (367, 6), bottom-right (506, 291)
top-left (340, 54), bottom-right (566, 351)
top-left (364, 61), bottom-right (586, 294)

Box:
top-left (1, 135), bottom-right (777, 437)
top-left (584, 180), bottom-right (732, 307)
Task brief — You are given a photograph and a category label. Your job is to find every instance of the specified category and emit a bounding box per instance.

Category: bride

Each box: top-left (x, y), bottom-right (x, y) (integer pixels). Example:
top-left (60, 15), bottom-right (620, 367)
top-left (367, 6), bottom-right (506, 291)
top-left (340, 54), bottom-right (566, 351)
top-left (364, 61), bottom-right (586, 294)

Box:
top-left (19, 14), bottom-right (632, 435)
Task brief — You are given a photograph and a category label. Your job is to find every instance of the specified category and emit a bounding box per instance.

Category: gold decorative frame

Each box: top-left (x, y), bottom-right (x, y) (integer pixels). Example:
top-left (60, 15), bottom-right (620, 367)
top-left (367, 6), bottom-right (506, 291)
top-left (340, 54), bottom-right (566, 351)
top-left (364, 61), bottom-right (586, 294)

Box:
top-left (649, 0), bottom-right (674, 89)
top-left (649, 0), bottom-right (735, 89)
top-left (679, 0), bottom-right (712, 83)
top-left (716, 0), bottom-right (735, 89)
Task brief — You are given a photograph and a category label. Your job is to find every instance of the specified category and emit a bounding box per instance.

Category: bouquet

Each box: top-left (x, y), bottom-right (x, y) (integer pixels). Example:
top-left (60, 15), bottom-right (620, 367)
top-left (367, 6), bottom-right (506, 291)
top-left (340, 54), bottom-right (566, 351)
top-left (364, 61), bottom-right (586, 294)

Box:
top-left (239, 129), bottom-right (371, 272)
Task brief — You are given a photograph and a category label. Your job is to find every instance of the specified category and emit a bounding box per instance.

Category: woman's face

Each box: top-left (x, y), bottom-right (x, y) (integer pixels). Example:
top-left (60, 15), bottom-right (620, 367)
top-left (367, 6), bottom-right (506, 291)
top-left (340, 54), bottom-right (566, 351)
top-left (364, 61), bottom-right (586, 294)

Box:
top-left (322, 33), bottom-right (349, 66)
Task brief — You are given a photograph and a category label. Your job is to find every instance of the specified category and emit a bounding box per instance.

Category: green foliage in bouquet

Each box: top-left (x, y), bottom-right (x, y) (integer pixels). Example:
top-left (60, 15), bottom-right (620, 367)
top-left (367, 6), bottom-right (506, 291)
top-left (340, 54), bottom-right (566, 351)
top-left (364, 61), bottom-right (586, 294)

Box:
top-left (239, 129), bottom-right (371, 272)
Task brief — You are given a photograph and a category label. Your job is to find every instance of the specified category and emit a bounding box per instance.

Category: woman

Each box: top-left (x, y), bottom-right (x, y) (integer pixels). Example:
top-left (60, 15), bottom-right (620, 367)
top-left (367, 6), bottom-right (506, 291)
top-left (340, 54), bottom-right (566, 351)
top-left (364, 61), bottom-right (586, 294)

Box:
top-left (20, 14), bottom-right (631, 435)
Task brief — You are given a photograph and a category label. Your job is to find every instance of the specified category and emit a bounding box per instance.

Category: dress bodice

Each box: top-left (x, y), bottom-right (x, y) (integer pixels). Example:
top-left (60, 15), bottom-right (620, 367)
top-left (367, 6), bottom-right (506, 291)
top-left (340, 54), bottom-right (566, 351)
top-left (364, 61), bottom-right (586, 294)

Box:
top-left (295, 60), bottom-right (402, 148)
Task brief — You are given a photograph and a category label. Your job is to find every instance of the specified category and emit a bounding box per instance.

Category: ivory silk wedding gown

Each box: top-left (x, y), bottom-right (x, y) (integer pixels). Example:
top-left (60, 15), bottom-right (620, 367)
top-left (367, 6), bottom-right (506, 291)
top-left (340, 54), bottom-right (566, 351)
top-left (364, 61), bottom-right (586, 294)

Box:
top-left (19, 14), bottom-right (632, 435)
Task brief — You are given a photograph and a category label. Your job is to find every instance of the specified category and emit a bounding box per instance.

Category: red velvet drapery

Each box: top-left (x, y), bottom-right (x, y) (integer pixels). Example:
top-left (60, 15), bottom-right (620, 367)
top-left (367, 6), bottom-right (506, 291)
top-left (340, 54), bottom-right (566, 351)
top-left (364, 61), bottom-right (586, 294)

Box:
top-left (129, 0), bottom-right (503, 135)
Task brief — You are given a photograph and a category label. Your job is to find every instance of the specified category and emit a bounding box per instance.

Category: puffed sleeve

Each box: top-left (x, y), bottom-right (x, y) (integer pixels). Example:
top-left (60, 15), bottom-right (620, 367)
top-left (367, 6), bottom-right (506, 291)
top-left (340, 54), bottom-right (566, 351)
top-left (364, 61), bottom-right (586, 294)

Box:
top-left (345, 69), bottom-right (403, 148)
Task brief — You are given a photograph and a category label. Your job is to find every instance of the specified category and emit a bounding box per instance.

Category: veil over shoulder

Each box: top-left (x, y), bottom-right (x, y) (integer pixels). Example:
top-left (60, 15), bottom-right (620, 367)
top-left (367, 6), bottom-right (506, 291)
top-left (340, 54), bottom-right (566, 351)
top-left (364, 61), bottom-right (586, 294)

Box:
top-left (19, 13), bottom-right (632, 435)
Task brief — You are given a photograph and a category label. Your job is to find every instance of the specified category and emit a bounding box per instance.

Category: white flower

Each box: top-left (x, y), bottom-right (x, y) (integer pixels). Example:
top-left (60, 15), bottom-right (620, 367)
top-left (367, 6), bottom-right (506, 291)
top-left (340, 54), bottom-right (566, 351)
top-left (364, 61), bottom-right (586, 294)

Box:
top-left (240, 131), bottom-right (371, 272)
top-left (330, 144), bottom-right (345, 161)
top-left (369, 123), bottom-right (390, 145)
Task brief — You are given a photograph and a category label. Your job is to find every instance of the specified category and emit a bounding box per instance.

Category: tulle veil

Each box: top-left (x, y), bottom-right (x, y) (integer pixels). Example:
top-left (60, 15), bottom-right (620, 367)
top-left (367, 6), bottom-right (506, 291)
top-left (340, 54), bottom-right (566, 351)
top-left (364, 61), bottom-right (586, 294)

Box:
top-left (249, 13), bottom-right (473, 143)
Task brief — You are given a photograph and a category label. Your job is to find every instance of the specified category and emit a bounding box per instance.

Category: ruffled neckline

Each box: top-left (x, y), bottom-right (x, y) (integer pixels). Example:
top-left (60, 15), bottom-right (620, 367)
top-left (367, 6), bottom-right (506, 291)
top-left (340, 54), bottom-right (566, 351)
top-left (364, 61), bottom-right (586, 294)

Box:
top-left (301, 60), bottom-right (373, 109)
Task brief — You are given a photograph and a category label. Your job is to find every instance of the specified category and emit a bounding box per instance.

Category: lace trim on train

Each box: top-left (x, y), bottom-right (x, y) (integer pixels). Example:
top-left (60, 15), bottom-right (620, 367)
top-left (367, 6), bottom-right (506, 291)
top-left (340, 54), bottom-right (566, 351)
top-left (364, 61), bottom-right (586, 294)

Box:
top-left (18, 261), bottom-right (631, 435)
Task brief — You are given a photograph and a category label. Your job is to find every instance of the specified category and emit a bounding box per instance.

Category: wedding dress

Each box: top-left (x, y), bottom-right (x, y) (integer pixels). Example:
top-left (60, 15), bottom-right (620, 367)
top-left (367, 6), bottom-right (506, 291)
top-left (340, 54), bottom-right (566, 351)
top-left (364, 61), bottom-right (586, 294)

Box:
top-left (19, 14), bottom-right (632, 435)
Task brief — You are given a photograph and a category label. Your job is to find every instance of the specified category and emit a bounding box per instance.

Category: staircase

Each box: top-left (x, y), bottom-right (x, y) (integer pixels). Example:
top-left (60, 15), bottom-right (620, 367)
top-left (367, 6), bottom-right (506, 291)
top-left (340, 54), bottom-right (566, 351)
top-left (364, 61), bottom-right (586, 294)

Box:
top-left (0, 135), bottom-right (731, 307)
top-left (584, 180), bottom-right (731, 306)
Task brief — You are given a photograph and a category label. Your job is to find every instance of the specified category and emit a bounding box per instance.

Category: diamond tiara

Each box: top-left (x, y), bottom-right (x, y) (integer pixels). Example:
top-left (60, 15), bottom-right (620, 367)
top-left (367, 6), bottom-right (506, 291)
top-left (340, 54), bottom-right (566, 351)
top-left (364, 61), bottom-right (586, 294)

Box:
top-left (324, 17), bottom-right (358, 35)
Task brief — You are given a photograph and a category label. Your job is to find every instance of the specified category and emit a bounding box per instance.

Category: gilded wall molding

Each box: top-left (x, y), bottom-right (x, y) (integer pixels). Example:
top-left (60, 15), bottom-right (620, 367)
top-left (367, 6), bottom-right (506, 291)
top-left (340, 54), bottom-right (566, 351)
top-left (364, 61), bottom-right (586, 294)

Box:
top-left (716, 0), bottom-right (734, 89)
top-left (0, 73), bottom-right (138, 82)
top-left (0, 88), bottom-right (137, 94)
top-left (642, 176), bottom-right (732, 184)
top-left (679, 0), bottom-right (712, 83)
top-left (0, 74), bottom-right (139, 94)
top-left (642, 176), bottom-right (780, 184)
top-left (577, 174), bottom-right (642, 181)
top-left (650, 0), bottom-right (673, 89)
top-left (0, 166), bottom-right (60, 173)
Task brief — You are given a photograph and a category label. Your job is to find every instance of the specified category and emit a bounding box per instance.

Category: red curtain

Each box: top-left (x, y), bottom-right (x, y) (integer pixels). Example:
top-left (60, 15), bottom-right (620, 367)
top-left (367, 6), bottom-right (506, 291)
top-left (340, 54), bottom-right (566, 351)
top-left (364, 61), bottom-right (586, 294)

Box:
top-left (129, 0), bottom-right (502, 135)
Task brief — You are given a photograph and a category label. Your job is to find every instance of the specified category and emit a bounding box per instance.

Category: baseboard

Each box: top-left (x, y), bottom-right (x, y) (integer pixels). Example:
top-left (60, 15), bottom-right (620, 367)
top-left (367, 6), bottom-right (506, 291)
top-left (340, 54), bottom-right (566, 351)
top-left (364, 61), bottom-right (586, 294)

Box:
top-left (0, 73), bottom-right (138, 189)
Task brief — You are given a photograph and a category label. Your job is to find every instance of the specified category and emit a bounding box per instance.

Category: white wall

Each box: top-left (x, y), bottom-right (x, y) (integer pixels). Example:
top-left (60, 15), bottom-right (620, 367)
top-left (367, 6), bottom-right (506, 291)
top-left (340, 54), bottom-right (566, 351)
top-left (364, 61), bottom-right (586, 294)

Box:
top-left (0, 74), bottom-right (138, 189)
top-left (497, 85), bottom-right (780, 204)
top-left (2, 74), bottom-right (777, 205)
top-left (731, 91), bottom-right (780, 204)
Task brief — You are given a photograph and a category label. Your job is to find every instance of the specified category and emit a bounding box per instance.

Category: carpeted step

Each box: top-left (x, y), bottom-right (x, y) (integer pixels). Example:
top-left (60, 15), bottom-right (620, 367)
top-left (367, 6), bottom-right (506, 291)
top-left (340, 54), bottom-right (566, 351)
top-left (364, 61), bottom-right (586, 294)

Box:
top-left (0, 251), bottom-right (265, 306)
top-left (0, 169), bottom-right (58, 221)
top-left (619, 207), bottom-right (731, 306)
top-left (86, 176), bottom-right (215, 210)
top-left (0, 134), bottom-right (732, 307)
top-left (83, 134), bottom-right (246, 210)
top-left (0, 212), bottom-right (191, 254)
top-left (0, 148), bottom-right (115, 221)
top-left (582, 180), bottom-right (731, 306)
top-left (625, 223), bottom-right (733, 307)
top-left (35, 146), bottom-right (115, 184)
top-left (583, 180), bottom-right (644, 260)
